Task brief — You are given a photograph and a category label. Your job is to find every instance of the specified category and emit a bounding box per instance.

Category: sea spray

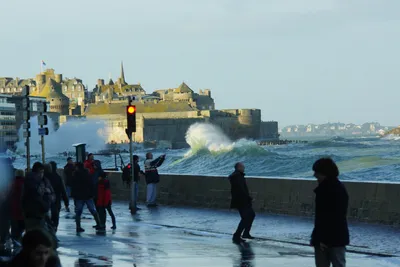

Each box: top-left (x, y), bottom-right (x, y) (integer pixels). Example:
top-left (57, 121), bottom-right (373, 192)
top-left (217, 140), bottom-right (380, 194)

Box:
top-left (15, 117), bottom-right (108, 155)
top-left (184, 123), bottom-right (264, 155)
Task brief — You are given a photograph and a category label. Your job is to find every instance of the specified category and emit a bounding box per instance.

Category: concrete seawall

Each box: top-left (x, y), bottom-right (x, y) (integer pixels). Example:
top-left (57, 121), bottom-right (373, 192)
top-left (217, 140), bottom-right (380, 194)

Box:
top-left (79, 171), bottom-right (400, 225)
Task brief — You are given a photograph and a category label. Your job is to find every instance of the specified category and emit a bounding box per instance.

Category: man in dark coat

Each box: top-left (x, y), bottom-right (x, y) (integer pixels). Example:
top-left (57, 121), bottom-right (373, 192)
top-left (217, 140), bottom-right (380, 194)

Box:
top-left (47, 162), bottom-right (69, 232)
top-left (71, 162), bottom-right (102, 233)
top-left (311, 158), bottom-right (349, 267)
top-left (22, 162), bottom-right (57, 247)
top-left (229, 162), bottom-right (255, 244)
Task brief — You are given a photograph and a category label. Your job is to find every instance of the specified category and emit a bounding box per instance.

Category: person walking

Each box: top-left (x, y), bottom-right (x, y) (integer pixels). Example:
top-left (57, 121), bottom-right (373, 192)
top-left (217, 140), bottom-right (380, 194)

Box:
top-left (22, 162), bottom-right (57, 247)
top-left (311, 158), bottom-right (349, 267)
top-left (63, 157), bottom-right (75, 198)
top-left (10, 169), bottom-right (25, 246)
top-left (47, 162), bottom-right (70, 232)
top-left (96, 171), bottom-right (116, 230)
top-left (71, 162), bottom-right (102, 233)
top-left (144, 152), bottom-right (165, 207)
top-left (229, 162), bottom-right (256, 244)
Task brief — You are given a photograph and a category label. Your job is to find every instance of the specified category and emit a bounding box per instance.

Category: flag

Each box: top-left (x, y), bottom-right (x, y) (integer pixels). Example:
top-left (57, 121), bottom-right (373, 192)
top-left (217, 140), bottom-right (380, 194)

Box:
top-left (41, 60), bottom-right (46, 66)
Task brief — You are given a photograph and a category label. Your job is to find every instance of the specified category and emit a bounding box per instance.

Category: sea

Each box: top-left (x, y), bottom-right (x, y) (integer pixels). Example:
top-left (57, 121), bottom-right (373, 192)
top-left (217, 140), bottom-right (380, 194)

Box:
top-left (6, 118), bottom-right (400, 182)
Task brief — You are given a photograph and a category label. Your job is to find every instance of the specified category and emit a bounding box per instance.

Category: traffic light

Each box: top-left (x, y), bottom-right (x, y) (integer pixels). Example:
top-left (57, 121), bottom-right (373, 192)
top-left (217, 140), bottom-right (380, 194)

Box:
top-left (126, 105), bottom-right (136, 133)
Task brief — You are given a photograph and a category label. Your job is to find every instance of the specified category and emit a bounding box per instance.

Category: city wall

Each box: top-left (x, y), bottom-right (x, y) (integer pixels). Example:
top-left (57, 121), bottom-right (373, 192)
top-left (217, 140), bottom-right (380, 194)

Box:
top-left (105, 172), bottom-right (400, 225)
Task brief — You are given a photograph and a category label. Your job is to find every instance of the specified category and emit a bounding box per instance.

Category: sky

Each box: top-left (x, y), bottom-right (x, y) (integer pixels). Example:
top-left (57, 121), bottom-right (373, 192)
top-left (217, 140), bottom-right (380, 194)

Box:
top-left (0, 0), bottom-right (399, 127)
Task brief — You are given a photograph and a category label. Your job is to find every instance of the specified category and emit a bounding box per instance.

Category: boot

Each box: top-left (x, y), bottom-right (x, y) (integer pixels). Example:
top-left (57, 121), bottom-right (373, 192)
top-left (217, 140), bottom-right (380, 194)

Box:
top-left (76, 216), bottom-right (85, 233)
top-left (93, 213), bottom-right (105, 231)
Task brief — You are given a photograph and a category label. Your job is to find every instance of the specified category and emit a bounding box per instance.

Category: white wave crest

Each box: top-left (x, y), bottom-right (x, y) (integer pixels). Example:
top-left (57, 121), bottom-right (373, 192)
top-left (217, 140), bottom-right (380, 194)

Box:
top-left (185, 123), bottom-right (258, 155)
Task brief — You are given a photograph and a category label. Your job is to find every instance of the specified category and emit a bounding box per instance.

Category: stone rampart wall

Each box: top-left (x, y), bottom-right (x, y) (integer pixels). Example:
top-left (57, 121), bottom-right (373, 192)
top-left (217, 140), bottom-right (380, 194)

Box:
top-left (104, 172), bottom-right (400, 225)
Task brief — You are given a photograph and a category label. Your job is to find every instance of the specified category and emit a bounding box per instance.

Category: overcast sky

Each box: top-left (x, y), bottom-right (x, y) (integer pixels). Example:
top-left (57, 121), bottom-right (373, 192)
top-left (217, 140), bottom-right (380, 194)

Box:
top-left (0, 0), bottom-right (399, 127)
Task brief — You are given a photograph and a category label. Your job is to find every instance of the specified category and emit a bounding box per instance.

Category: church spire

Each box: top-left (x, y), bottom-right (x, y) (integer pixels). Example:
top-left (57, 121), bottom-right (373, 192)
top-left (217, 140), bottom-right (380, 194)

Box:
top-left (120, 61), bottom-right (126, 85)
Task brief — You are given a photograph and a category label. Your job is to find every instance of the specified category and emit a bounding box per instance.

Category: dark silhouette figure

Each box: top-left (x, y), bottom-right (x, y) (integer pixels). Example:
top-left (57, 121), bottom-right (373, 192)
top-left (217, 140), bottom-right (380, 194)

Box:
top-left (46, 162), bottom-right (69, 232)
top-left (229, 162), bottom-right (256, 244)
top-left (71, 162), bottom-right (102, 233)
top-left (311, 158), bottom-right (349, 267)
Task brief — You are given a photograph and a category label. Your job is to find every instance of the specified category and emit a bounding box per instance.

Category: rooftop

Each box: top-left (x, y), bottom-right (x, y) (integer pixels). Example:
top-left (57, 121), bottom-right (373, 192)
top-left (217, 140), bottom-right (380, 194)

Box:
top-left (85, 102), bottom-right (197, 115)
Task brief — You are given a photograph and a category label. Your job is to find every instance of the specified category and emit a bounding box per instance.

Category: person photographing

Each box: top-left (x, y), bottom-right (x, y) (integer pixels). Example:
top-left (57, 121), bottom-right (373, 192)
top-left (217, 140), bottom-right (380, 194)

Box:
top-left (144, 153), bottom-right (166, 207)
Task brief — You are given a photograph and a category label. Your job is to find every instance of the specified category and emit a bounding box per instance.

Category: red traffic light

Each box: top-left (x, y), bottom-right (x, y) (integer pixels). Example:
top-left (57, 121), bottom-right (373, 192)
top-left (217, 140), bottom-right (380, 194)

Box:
top-left (127, 106), bottom-right (136, 114)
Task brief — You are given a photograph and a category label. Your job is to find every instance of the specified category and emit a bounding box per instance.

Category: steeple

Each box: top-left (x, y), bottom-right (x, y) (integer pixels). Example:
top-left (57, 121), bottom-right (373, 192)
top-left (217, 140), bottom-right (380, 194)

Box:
top-left (120, 61), bottom-right (126, 85)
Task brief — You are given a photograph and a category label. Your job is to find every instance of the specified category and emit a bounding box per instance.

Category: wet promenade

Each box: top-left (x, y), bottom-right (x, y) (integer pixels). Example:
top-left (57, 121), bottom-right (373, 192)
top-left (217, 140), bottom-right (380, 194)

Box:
top-left (5, 202), bottom-right (400, 266)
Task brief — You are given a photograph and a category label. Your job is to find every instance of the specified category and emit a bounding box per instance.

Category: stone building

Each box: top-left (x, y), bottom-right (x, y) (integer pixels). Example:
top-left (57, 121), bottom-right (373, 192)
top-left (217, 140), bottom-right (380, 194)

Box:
top-left (0, 78), bottom-right (37, 95)
top-left (153, 82), bottom-right (215, 110)
top-left (91, 63), bottom-right (215, 110)
top-left (31, 76), bottom-right (69, 115)
top-left (91, 62), bottom-right (146, 103)
top-left (0, 95), bottom-right (17, 152)
top-left (85, 103), bottom-right (263, 148)
top-left (0, 69), bottom-right (86, 115)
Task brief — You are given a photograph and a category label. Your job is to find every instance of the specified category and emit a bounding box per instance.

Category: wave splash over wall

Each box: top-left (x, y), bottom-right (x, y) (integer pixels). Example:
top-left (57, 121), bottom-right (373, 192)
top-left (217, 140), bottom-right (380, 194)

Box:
top-left (184, 123), bottom-right (264, 155)
top-left (15, 117), bottom-right (108, 155)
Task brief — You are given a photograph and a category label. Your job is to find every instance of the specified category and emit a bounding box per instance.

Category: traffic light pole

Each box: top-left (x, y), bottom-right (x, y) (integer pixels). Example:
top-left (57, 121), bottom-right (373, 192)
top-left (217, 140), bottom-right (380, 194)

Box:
top-left (26, 133), bottom-right (30, 172)
top-left (37, 102), bottom-right (48, 164)
top-left (40, 130), bottom-right (45, 164)
top-left (128, 97), bottom-right (137, 214)
top-left (22, 85), bottom-right (31, 172)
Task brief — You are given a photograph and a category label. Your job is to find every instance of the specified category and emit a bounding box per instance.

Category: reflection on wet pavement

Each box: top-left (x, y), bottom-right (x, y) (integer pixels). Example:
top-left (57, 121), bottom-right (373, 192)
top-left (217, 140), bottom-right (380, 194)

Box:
top-left (3, 202), bottom-right (400, 266)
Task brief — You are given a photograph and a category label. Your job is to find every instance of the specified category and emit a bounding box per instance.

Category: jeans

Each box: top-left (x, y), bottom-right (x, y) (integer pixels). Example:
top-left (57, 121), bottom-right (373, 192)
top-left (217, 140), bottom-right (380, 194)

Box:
top-left (66, 186), bottom-right (72, 198)
top-left (314, 246), bottom-right (346, 267)
top-left (74, 199), bottom-right (97, 217)
top-left (97, 204), bottom-right (116, 227)
top-left (234, 206), bottom-right (256, 237)
top-left (146, 183), bottom-right (157, 204)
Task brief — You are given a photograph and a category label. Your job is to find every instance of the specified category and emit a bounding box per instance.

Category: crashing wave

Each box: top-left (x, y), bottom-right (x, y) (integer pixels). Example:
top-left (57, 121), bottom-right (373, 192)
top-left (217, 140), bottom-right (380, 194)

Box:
top-left (184, 123), bottom-right (266, 156)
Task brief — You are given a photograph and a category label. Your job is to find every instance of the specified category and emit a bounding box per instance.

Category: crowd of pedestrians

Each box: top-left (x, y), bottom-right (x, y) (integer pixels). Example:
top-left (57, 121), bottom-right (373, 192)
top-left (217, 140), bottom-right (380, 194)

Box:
top-left (0, 151), bottom-right (348, 267)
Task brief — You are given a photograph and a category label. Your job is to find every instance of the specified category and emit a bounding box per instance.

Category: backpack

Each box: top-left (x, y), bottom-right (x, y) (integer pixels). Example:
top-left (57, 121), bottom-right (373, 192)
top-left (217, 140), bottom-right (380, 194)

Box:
top-left (122, 166), bottom-right (131, 183)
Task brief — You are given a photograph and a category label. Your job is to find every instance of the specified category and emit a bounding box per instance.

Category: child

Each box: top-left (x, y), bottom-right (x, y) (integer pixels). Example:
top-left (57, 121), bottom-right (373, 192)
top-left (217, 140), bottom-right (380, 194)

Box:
top-left (96, 171), bottom-right (116, 230)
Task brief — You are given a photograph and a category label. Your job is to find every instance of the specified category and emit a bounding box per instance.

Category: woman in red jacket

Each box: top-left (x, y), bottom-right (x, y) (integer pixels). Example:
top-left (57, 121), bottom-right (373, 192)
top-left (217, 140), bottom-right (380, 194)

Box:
top-left (96, 171), bottom-right (116, 230)
top-left (10, 169), bottom-right (25, 245)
